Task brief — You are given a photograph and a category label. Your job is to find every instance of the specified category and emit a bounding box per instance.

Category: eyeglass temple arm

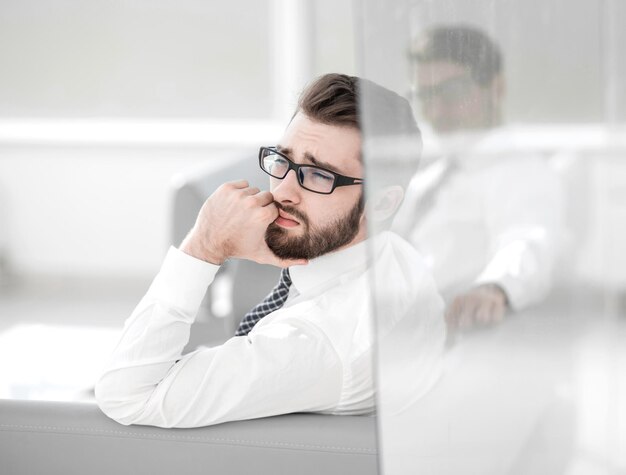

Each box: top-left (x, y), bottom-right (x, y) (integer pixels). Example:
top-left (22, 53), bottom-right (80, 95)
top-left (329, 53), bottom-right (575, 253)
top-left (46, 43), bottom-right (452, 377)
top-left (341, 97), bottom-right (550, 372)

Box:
top-left (335, 176), bottom-right (364, 186)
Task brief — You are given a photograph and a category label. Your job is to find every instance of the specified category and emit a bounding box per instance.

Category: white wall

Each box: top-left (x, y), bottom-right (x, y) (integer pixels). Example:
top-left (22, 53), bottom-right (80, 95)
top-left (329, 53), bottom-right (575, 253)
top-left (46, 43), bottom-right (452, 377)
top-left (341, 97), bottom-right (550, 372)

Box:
top-left (0, 121), bottom-right (283, 278)
top-left (0, 0), bottom-right (274, 119)
top-left (0, 0), bottom-right (356, 280)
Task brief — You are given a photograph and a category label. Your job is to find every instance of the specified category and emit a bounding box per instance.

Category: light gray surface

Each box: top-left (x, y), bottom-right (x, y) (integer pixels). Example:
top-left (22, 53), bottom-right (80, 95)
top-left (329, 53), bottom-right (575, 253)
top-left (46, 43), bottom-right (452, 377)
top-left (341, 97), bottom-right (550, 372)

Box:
top-left (0, 399), bottom-right (378, 475)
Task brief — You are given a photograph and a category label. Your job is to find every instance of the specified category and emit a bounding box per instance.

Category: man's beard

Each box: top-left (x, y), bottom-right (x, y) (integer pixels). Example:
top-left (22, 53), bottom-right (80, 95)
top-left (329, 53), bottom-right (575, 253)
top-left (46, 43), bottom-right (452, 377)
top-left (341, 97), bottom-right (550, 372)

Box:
top-left (265, 197), bottom-right (364, 261)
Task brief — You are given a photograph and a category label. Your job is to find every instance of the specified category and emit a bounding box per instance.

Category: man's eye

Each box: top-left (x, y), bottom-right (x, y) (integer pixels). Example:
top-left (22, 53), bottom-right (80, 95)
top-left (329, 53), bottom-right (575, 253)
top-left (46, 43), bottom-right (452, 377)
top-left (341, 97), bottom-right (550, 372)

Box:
top-left (311, 171), bottom-right (333, 181)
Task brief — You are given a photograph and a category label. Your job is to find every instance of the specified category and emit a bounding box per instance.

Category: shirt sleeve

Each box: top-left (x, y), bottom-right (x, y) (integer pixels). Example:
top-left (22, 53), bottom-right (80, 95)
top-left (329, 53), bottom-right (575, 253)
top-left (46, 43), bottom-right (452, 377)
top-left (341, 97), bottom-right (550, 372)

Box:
top-left (95, 247), bottom-right (343, 428)
top-left (474, 158), bottom-right (565, 310)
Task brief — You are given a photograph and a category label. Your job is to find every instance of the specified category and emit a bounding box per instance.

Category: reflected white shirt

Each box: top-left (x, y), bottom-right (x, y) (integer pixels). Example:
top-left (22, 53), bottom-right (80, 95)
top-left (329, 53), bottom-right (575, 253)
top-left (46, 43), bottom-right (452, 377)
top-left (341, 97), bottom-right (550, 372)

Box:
top-left (397, 134), bottom-right (565, 310)
top-left (95, 231), bottom-right (444, 428)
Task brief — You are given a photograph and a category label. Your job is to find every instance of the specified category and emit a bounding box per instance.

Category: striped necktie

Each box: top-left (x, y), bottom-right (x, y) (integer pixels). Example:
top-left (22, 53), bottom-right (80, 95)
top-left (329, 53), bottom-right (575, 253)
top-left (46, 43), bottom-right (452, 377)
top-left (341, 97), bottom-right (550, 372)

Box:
top-left (392, 155), bottom-right (458, 237)
top-left (235, 268), bottom-right (292, 336)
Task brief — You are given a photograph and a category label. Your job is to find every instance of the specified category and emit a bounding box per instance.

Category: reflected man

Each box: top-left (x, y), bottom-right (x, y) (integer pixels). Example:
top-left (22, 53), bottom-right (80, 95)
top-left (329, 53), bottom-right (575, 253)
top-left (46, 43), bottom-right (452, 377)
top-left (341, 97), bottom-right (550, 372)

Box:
top-left (396, 25), bottom-right (563, 331)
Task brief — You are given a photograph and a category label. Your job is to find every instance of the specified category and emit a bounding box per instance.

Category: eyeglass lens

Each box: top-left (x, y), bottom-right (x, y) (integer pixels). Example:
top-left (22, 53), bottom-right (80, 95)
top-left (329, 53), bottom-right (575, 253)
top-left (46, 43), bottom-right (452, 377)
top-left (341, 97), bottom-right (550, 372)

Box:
top-left (262, 150), bottom-right (336, 193)
top-left (418, 75), bottom-right (474, 103)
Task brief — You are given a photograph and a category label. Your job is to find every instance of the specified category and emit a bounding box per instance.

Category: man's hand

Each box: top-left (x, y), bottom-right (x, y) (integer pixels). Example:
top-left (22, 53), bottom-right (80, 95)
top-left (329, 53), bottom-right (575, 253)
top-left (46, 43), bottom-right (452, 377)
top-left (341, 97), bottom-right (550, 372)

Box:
top-left (180, 180), bottom-right (307, 268)
top-left (445, 284), bottom-right (508, 331)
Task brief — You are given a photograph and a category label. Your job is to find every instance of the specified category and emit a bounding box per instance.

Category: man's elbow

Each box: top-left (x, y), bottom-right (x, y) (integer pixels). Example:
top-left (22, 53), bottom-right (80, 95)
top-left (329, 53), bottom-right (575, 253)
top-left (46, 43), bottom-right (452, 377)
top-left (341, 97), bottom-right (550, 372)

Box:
top-left (94, 372), bottom-right (149, 426)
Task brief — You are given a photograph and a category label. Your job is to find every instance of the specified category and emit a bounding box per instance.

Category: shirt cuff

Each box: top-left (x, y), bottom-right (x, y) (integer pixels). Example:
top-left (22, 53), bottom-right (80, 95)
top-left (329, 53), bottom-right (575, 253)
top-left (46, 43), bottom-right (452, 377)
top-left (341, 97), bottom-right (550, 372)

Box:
top-left (147, 246), bottom-right (220, 316)
top-left (474, 274), bottom-right (513, 301)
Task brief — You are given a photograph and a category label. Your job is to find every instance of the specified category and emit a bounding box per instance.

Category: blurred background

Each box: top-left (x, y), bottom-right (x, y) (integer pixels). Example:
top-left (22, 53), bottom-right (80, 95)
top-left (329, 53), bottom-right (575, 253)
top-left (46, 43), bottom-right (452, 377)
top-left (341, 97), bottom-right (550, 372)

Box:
top-left (0, 0), bottom-right (356, 280)
top-left (0, 0), bottom-right (358, 400)
top-left (0, 0), bottom-right (356, 406)
top-left (0, 0), bottom-right (625, 473)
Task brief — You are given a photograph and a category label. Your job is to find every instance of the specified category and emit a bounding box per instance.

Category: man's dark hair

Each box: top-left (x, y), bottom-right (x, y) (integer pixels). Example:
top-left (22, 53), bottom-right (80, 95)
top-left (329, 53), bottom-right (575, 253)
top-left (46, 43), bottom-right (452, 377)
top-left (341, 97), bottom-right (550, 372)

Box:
top-left (410, 25), bottom-right (502, 86)
top-left (295, 73), bottom-right (422, 220)
top-left (296, 73), bottom-right (421, 140)
top-left (296, 73), bottom-right (359, 129)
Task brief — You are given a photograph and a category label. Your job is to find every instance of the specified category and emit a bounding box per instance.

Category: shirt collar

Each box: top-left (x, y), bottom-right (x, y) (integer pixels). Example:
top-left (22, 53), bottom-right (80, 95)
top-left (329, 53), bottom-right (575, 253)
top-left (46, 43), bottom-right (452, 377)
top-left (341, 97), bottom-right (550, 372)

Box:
top-left (288, 235), bottom-right (372, 296)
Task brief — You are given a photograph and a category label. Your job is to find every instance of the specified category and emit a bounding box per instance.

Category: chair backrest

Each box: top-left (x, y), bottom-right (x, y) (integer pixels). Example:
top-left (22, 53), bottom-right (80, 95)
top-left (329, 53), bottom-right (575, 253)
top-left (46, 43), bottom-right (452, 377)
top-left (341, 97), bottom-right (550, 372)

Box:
top-left (170, 152), bottom-right (269, 246)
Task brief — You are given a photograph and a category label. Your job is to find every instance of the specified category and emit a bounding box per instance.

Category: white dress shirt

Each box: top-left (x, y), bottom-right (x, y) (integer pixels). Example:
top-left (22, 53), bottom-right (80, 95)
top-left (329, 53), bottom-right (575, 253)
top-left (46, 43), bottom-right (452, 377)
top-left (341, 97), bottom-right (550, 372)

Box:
top-left (95, 231), bottom-right (445, 428)
top-left (394, 130), bottom-right (565, 310)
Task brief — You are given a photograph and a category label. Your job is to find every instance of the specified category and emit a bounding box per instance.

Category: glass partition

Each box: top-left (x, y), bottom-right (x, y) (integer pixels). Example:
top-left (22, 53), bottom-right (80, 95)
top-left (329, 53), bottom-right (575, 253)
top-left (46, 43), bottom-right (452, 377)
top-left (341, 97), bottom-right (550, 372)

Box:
top-left (359, 1), bottom-right (626, 473)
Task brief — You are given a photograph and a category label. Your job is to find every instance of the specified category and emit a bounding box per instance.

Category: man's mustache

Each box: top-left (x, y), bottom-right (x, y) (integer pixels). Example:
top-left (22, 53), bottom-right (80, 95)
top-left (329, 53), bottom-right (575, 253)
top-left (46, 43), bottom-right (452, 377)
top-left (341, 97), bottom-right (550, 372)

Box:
top-left (274, 202), bottom-right (309, 226)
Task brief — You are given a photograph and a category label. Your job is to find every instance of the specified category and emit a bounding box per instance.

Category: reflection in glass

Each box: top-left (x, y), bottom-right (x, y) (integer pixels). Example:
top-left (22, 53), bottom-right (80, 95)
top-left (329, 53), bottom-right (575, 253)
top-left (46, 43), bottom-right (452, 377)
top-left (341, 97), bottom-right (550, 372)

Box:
top-left (409, 25), bottom-right (503, 134)
top-left (359, 1), bottom-right (626, 473)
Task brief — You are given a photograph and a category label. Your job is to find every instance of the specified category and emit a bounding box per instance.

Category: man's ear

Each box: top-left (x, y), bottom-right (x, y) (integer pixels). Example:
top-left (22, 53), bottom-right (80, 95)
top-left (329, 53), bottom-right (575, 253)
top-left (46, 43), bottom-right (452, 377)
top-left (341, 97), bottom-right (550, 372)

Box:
top-left (369, 185), bottom-right (405, 222)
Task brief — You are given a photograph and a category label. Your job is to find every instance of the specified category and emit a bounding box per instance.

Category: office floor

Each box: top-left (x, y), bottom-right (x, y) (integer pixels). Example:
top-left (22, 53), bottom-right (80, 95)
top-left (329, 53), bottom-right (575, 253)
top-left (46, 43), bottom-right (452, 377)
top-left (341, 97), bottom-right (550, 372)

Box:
top-left (0, 275), bottom-right (151, 401)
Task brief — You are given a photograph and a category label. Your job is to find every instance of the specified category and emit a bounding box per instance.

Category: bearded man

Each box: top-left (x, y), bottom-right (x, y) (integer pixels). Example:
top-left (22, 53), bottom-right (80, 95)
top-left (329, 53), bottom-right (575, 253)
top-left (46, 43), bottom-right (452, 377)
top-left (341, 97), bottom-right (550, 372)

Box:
top-left (95, 74), bottom-right (444, 428)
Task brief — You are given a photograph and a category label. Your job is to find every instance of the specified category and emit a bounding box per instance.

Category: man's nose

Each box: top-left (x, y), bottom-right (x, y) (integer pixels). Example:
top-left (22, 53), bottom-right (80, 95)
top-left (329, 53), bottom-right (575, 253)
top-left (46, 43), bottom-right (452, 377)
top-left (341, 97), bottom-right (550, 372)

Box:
top-left (271, 169), bottom-right (302, 204)
top-left (423, 95), bottom-right (445, 120)
top-left (423, 96), bottom-right (452, 131)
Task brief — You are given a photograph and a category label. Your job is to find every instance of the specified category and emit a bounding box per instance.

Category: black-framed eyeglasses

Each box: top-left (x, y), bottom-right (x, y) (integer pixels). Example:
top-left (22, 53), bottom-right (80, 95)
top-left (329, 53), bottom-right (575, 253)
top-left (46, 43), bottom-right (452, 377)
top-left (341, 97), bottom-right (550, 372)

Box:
top-left (409, 74), bottom-right (476, 104)
top-left (259, 146), bottom-right (364, 195)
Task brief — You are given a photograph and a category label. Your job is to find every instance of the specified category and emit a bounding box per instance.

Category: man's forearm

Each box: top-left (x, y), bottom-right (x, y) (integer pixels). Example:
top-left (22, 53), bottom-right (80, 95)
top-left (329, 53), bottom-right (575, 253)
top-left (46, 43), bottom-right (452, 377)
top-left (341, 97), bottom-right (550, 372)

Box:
top-left (95, 245), bottom-right (342, 428)
top-left (95, 247), bottom-right (219, 425)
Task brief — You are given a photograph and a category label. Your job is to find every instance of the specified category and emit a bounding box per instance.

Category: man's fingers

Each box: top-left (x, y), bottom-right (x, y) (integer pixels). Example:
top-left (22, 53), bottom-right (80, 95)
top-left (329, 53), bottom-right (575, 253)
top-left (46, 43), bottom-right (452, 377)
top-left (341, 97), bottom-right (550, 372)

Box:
top-left (252, 190), bottom-right (275, 207)
top-left (476, 301), bottom-right (494, 325)
top-left (228, 179), bottom-right (250, 189)
top-left (477, 296), bottom-right (507, 325)
top-left (258, 202), bottom-right (279, 224)
top-left (492, 301), bottom-right (506, 323)
top-left (243, 186), bottom-right (261, 195)
top-left (446, 286), bottom-right (510, 331)
top-left (459, 298), bottom-right (480, 329)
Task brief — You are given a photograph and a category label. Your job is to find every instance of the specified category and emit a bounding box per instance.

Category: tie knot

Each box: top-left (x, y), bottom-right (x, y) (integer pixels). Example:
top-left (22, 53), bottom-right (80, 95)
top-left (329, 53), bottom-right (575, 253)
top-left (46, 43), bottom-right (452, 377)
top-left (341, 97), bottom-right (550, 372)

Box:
top-left (279, 268), bottom-right (292, 288)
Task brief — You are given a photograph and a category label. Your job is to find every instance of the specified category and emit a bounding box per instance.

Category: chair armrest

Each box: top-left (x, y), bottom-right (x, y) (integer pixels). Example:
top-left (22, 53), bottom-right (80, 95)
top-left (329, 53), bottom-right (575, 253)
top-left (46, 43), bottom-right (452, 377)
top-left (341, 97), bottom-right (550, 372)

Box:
top-left (0, 399), bottom-right (377, 475)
